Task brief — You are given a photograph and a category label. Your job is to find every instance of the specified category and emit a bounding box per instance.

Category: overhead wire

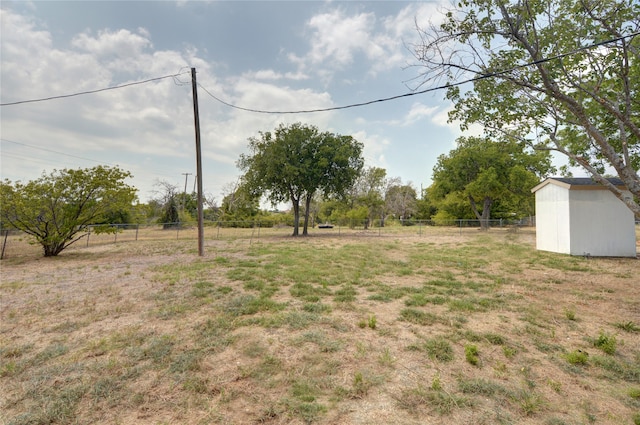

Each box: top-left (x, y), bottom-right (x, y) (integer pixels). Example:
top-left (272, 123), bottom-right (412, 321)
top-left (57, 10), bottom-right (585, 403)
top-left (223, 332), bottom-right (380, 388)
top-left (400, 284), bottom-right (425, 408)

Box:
top-left (0, 138), bottom-right (180, 180)
top-left (0, 31), bottom-right (637, 113)
top-left (1, 138), bottom-right (121, 166)
top-left (0, 71), bottom-right (191, 107)
top-left (197, 30), bottom-right (640, 114)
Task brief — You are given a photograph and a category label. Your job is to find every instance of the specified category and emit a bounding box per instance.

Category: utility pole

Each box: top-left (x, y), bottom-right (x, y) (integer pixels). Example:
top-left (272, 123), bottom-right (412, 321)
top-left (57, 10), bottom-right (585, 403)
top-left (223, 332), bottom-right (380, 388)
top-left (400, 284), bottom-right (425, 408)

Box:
top-left (191, 67), bottom-right (204, 256)
top-left (181, 172), bottom-right (192, 212)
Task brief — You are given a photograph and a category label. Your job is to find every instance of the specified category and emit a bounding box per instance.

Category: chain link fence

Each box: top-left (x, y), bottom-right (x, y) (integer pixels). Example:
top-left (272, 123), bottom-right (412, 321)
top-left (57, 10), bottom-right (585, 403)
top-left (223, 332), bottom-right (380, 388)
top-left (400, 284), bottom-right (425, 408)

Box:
top-left (1, 219), bottom-right (540, 260)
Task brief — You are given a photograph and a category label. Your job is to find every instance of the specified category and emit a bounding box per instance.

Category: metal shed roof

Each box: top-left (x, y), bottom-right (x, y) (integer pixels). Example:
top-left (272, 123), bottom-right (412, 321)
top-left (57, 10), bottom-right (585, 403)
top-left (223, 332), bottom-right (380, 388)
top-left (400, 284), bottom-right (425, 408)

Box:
top-left (531, 177), bottom-right (627, 193)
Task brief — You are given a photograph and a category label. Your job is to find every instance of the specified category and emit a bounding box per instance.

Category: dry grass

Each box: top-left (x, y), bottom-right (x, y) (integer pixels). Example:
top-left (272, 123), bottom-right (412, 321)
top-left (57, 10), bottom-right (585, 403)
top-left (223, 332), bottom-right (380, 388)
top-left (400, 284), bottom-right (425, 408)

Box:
top-left (1, 227), bottom-right (639, 425)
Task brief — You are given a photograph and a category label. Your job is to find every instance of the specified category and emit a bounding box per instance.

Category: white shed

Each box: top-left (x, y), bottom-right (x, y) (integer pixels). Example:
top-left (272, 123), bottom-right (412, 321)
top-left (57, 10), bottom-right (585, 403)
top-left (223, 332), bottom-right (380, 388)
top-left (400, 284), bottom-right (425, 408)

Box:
top-left (531, 177), bottom-right (636, 257)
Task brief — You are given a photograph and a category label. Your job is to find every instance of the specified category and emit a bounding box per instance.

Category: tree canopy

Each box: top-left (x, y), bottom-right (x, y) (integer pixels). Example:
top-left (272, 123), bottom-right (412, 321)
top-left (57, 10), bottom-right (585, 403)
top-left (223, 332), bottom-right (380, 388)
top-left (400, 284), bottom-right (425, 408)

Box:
top-left (430, 136), bottom-right (553, 228)
top-left (0, 166), bottom-right (137, 256)
top-left (238, 122), bottom-right (364, 236)
top-left (413, 0), bottom-right (640, 217)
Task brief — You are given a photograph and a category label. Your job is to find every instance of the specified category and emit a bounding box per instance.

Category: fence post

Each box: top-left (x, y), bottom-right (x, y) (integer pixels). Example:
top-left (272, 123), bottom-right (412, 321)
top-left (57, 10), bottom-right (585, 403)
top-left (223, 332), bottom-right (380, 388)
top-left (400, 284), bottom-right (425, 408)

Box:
top-left (86, 226), bottom-right (91, 247)
top-left (135, 224), bottom-right (139, 241)
top-left (114, 225), bottom-right (118, 243)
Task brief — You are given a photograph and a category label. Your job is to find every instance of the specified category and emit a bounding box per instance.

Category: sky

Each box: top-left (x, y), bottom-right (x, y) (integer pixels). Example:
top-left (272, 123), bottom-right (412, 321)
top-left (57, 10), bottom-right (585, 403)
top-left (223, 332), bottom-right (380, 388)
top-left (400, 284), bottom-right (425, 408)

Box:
top-left (0, 0), bottom-right (553, 207)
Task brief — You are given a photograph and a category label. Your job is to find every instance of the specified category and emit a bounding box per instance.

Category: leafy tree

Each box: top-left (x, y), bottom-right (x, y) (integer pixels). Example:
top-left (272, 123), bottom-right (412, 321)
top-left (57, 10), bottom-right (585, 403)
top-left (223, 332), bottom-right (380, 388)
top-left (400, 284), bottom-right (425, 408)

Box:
top-left (152, 181), bottom-right (181, 227)
top-left (219, 181), bottom-right (261, 224)
top-left (346, 166), bottom-right (388, 228)
top-left (385, 184), bottom-right (418, 223)
top-left (0, 166), bottom-right (137, 257)
top-left (430, 137), bottom-right (552, 229)
top-left (413, 0), bottom-right (640, 217)
top-left (238, 123), bottom-right (364, 236)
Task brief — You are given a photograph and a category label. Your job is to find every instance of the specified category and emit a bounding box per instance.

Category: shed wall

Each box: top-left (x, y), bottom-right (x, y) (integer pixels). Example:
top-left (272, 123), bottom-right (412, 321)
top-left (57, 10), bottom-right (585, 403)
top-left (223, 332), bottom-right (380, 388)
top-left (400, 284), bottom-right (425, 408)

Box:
top-left (535, 184), bottom-right (571, 254)
top-left (568, 190), bottom-right (636, 257)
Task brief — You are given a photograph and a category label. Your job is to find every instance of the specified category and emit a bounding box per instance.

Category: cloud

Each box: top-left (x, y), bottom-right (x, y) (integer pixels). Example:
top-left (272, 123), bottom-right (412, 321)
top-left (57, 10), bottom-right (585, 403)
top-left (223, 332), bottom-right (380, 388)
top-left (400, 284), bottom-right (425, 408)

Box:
top-left (0, 7), bottom-right (339, 200)
top-left (350, 130), bottom-right (390, 170)
top-left (289, 3), bottom-right (448, 80)
top-left (71, 28), bottom-right (153, 59)
top-left (431, 103), bottom-right (485, 141)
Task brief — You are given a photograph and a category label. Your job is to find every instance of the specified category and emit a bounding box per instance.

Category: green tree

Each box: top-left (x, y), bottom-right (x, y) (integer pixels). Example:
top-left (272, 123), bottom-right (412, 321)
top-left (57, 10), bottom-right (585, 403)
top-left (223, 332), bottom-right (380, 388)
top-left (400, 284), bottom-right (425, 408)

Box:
top-left (385, 184), bottom-right (418, 223)
top-left (431, 137), bottom-right (552, 229)
top-left (0, 166), bottom-right (137, 257)
top-left (347, 166), bottom-right (387, 228)
top-left (238, 123), bottom-right (364, 236)
top-left (413, 0), bottom-right (640, 217)
top-left (219, 181), bottom-right (261, 224)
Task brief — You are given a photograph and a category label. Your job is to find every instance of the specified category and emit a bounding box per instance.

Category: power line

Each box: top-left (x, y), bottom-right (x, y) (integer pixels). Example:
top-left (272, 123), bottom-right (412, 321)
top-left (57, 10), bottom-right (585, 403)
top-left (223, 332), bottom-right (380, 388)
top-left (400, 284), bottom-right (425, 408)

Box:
top-left (0, 138), bottom-right (179, 180)
top-left (197, 31), bottom-right (640, 114)
top-left (0, 71), bottom-right (191, 107)
top-left (1, 138), bottom-right (120, 166)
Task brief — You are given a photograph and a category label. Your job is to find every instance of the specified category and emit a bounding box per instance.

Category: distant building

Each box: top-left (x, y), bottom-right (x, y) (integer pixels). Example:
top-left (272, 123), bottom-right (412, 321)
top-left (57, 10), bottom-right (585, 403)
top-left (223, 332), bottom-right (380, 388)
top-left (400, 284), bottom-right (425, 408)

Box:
top-left (531, 177), bottom-right (637, 257)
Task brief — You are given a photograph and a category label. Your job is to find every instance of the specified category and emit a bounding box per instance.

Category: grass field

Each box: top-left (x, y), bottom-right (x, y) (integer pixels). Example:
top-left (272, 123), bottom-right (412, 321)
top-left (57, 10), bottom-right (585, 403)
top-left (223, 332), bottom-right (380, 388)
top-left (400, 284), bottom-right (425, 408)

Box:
top-left (1, 228), bottom-right (639, 424)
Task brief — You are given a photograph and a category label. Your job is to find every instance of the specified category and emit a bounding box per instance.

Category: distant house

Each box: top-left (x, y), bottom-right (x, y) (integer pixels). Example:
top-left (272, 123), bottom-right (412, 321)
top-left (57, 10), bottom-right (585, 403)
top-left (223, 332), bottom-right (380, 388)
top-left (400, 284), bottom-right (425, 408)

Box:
top-left (531, 177), bottom-right (637, 257)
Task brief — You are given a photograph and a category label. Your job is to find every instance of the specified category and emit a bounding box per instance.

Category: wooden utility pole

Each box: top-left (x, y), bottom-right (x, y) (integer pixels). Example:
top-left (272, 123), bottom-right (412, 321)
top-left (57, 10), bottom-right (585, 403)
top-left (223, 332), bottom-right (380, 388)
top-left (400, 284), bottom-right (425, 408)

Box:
top-left (181, 172), bottom-right (192, 212)
top-left (191, 68), bottom-right (204, 256)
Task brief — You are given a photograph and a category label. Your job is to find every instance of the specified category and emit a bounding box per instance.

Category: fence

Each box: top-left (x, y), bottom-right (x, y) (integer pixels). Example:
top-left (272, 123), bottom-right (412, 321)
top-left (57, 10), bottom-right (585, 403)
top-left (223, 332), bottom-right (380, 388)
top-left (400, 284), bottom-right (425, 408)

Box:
top-left (1, 219), bottom-right (537, 260)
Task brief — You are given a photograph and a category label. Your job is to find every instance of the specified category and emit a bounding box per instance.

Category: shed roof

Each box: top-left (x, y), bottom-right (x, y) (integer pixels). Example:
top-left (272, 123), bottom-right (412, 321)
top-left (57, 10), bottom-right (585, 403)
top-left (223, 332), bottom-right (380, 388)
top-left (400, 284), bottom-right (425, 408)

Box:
top-left (531, 177), bottom-right (627, 193)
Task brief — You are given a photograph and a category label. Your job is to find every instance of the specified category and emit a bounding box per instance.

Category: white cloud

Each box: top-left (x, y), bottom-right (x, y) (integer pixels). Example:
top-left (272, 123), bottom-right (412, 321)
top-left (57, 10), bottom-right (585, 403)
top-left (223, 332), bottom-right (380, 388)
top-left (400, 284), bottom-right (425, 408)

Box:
top-left (403, 102), bottom-right (439, 126)
top-left (431, 103), bottom-right (485, 142)
top-left (351, 130), bottom-right (390, 169)
top-left (290, 3), bottom-right (449, 80)
top-left (305, 9), bottom-right (375, 67)
top-left (71, 28), bottom-right (152, 59)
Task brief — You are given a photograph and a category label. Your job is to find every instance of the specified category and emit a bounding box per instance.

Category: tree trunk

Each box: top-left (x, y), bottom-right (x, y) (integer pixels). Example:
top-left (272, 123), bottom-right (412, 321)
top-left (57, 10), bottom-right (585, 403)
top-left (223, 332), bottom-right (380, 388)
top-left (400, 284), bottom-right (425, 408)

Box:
top-left (469, 195), bottom-right (493, 230)
top-left (302, 194), bottom-right (312, 236)
top-left (480, 197), bottom-right (492, 230)
top-left (291, 201), bottom-right (300, 236)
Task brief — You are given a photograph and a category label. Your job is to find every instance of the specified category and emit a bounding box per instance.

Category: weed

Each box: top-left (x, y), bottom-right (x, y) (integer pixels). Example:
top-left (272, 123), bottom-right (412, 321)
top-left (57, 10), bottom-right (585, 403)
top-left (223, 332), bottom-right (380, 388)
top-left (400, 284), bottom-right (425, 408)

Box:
top-left (34, 343), bottom-right (69, 364)
top-left (182, 376), bottom-right (210, 394)
top-left (350, 371), bottom-right (371, 398)
top-left (170, 350), bottom-right (202, 373)
top-left (224, 294), bottom-right (286, 316)
top-left (503, 346), bottom-right (517, 358)
top-left (334, 285), bottom-right (357, 303)
top-left (614, 321), bottom-right (640, 332)
top-left (465, 344), bottom-right (479, 366)
top-left (591, 355), bottom-right (640, 382)
top-left (458, 377), bottom-right (504, 396)
top-left (378, 347), bottom-right (395, 367)
top-left (405, 293), bottom-right (430, 307)
top-left (396, 385), bottom-right (470, 415)
top-left (565, 350), bottom-right (589, 365)
top-left (592, 331), bottom-right (617, 355)
top-left (629, 387), bottom-right (640, 399)
top-left (368, 314), bottom-right (377, 329)
top-left (423, 337), bottom-right (454, 362)
top-left (431, 374), bottom-right (442, 391)
top-left (484, 333), bottom-right (506, 345)
top-left (564, 308), bottom-right (576, 321)
top-left (196, 316), bottom-right (237, 352)
top-left (299, 331), bottom-right (341, 353)
top-left (302, 302), bottom-right (331, 314)
top-left (513, 388), bottom-right (545, 415)
top-left (399, 308), bottom-right (439, 326)
top-left (286, 379), bottom-right (326, 423)
top-left (547, 379), bottom-right (562, 393)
